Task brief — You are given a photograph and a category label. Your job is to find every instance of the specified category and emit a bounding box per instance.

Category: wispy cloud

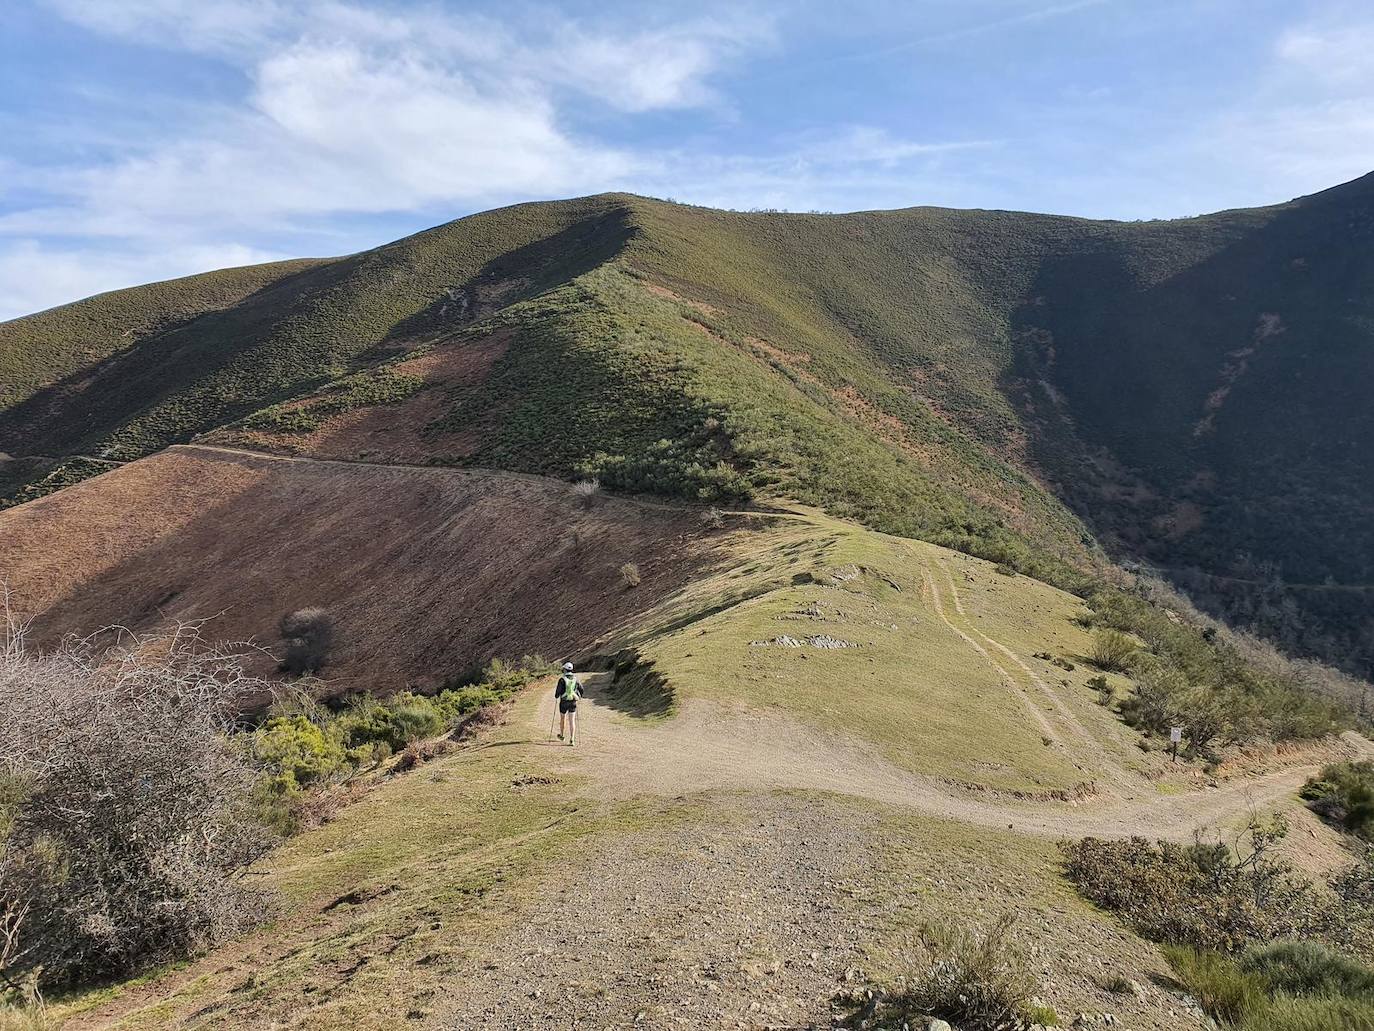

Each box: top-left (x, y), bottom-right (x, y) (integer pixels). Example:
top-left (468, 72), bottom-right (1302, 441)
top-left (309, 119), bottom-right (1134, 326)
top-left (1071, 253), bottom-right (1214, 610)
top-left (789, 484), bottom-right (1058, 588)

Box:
top-left (834, 0), bottom-right (1110, 62)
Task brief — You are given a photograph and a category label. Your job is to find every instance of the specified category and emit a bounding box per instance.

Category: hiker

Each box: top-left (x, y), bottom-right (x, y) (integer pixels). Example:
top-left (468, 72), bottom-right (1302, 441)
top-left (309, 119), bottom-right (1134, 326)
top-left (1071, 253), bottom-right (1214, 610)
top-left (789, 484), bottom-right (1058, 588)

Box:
top-left (555, 662), bottom-right (582, 745)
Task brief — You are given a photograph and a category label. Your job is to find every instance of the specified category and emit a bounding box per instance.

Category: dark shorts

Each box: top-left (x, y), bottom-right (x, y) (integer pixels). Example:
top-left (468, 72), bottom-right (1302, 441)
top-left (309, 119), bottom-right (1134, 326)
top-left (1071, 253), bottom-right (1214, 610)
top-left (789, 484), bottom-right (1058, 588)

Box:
top-left (559, 699), bottom-right (578, 714)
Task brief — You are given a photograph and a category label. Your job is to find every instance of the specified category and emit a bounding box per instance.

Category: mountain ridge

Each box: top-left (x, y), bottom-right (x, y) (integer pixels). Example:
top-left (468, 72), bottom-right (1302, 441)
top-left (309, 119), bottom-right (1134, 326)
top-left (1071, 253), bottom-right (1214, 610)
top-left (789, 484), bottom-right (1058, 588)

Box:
top-left (3, 175), bottom-right (1373, 674)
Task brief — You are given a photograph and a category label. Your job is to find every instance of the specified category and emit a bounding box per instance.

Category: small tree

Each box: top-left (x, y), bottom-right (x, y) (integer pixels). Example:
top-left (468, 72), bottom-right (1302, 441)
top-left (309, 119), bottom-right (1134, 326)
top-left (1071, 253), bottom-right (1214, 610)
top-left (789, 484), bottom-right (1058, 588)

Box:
top-left (279, 607), bottom-right (334, 675)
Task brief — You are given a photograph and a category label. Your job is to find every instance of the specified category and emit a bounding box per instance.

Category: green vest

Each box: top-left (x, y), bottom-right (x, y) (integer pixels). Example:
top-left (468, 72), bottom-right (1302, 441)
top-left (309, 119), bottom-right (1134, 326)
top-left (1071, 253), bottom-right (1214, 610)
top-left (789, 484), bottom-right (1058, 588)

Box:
top-left (559, 674), bottom-right (580, 700)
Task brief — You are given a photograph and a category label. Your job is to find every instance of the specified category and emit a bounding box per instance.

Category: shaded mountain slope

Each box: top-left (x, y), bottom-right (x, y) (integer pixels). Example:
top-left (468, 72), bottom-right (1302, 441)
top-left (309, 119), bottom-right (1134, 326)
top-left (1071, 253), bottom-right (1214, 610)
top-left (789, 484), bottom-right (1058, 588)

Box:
top-left (0, 444), bottom-right (725, 698)
top-left (4, 177), bottom-right (1373, 671)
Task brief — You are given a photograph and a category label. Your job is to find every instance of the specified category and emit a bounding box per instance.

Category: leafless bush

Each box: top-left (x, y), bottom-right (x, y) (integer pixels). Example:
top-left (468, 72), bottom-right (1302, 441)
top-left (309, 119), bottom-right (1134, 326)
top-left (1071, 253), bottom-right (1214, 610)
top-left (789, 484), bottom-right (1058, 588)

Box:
top-left (572, 479), bottom-right (600, 509)
top-left (0, 608), bottom-right (276, 988)
top-left (279, 606), bottom-right (334, 675)
top-left (619, 562), bottom-right (642, 588)
top-left (700, 506), bottom-right (725, 530)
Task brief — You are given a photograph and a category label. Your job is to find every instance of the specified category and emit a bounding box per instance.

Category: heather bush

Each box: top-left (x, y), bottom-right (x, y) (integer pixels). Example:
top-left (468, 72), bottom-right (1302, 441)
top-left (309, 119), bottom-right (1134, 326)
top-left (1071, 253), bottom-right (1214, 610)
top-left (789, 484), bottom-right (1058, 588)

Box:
top-left (871, 914), bottom-right (1041, 1031)
top-left (1063, 817), bottom-right (1328, 953)
top-left (1090, 628), bottom-right (1138, 672)
top-left (279, 607), bottom-right (335, 675)
top-left (1301, 761), bottom-right (1374, 840)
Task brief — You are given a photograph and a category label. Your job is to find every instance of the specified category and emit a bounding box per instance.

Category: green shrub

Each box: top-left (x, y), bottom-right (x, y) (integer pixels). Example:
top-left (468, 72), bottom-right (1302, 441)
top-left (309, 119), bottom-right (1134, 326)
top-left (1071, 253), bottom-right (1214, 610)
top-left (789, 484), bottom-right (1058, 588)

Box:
top-left (1119, 665), bottom-right (1186, 737)
top-left (333, 694), bottom-right (445, 752)
top-left (1301, 761), bottom-right (1374, 840)
top-left (1239, 940), bottom-right (1374, 999)
top-left (1252, 994), bottom-right (1374, 1031)
top-left (1090, 628), bottom-right (1138, 672)
top-left (873, 914), bottom-right (1039, 1031)
top-left (1163, 947), bottom-right (1267, 1024)
top-left (1167, 941), bottom-right (1374, 1031)
top-left (1087, 674), bottom-right (1114, 705)
top-left (1086, 588), bottom-right (1346, 746)
top-left (253, 716), bottom-right (347, 793)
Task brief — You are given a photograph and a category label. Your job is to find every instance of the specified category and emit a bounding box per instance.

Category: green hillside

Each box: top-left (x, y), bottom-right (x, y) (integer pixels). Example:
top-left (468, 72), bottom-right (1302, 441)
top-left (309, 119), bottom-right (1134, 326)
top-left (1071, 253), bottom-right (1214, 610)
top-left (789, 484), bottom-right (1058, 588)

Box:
top-left (3, 176), bottom-right (1373, 674)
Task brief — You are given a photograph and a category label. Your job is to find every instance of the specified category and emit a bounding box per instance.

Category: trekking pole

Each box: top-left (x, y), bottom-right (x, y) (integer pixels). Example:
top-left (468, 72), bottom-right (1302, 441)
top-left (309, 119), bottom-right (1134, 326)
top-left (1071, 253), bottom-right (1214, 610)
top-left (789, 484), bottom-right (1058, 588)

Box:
top-left (549, 698), bottom-right (557, 739)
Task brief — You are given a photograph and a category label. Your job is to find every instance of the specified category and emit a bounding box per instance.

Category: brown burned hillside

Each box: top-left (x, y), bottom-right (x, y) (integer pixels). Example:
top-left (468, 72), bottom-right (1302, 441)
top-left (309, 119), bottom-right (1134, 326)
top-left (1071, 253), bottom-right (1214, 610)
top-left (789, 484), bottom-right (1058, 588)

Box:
top-left (3, 175), bottom-right (1373, 675)
top-left (0, 445), bottom-right (727, 697)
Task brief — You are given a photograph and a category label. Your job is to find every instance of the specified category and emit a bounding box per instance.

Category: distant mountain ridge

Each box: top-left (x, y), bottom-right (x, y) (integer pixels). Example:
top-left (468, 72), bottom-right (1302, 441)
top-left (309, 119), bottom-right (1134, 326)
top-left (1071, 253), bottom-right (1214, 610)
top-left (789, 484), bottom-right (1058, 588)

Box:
top-left (3, 175), bottom-right (1372, 674)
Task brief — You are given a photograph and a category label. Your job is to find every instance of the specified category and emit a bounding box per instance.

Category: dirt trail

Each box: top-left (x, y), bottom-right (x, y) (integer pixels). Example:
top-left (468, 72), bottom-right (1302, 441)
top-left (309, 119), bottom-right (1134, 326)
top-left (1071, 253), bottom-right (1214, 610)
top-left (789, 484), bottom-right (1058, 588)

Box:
top-left (924, 555), bottom-right (1141, 796)
top-left (530, 676), bottom-right (1372, 843)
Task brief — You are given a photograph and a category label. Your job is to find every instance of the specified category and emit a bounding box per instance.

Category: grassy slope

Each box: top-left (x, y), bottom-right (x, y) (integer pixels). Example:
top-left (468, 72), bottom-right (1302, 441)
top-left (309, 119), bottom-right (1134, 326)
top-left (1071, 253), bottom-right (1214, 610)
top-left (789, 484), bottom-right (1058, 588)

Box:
top-left (0, 258), bottom-right (326, 412)
top-left (0, 196), bottom-right (632, 463)
top-left (604, 506), bottom-right (1152, 794)
top-left (5, 178), bottom-right (1374, 669)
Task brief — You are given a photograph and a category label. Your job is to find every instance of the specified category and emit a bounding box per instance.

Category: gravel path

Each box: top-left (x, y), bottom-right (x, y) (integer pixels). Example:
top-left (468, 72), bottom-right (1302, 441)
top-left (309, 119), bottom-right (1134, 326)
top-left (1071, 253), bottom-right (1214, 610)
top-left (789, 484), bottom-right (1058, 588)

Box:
top-left (437, 796), bottom-right (877, 1030)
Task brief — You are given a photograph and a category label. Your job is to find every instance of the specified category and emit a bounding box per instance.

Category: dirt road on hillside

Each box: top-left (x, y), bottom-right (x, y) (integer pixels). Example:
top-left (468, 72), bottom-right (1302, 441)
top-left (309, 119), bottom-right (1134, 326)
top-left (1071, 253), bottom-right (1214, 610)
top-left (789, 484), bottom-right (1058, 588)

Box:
top-left (531, 674), bottom-right (1371, 843)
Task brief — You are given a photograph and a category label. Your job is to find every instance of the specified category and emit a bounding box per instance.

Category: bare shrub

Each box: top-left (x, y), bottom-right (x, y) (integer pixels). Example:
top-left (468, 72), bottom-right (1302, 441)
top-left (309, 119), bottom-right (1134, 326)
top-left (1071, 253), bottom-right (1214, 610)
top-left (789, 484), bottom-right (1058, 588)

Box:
top-left (0, 612), bottom-right (276, 988)
top-left (619, 562), bottom-right (642, 588)
top-left (279, 606), bottom-right (334, 675)
top-left (700, 506), bottom-right (725, 530)
top-left (572, 479), bottom-right (600, 509)
top-left (1063, 815), bottom-right (1334, 954)
top-left (1091, 628), bottom-right (1138, 672)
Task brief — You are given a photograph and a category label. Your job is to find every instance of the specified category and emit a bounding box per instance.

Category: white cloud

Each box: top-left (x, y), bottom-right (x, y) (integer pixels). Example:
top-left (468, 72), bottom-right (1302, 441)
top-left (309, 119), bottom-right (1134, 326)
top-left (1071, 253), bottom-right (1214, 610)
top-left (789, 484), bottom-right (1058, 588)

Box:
top-left (541, 17), bottom-right (772, 112)
top-left (1276, 22), bottom-right (1374, 87)
top-left (1192, 15), bottom-right (1374, 201)
top-left (0, 238), bottom-right (289, 321)
top-left (16, 1), bottom-right (772, 248)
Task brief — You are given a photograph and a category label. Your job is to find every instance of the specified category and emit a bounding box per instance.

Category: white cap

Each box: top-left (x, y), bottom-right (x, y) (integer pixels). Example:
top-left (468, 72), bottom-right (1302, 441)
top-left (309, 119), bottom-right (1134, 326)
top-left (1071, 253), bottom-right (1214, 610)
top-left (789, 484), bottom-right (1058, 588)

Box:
top-left (562, 662), bottom-right (574, 672)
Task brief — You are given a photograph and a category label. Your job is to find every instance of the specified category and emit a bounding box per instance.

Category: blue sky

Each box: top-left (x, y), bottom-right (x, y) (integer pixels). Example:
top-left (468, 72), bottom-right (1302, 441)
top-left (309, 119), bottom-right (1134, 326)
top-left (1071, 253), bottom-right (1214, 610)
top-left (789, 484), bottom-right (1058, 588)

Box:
top-left (2, 0), bottom-right (1373, 320)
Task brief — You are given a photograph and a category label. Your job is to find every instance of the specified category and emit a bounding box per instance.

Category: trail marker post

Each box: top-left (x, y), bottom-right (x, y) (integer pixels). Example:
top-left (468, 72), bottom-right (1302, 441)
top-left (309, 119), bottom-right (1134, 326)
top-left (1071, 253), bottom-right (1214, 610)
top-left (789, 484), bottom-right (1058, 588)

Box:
top-left (1170, 725), bottom-right (1182, 763)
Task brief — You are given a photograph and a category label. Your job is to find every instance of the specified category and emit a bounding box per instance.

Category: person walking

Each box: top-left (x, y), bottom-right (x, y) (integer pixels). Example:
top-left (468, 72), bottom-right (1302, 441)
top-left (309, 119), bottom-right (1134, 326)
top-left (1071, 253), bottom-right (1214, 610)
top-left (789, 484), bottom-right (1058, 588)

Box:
top-left (555, 662), bottom-right (582, 746)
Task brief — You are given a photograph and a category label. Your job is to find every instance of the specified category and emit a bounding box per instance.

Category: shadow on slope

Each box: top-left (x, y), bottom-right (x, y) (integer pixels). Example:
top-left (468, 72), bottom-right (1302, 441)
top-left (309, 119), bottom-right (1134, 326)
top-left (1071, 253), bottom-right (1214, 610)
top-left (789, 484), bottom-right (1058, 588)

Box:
top-left (0, 444), bottom-right (725, 702)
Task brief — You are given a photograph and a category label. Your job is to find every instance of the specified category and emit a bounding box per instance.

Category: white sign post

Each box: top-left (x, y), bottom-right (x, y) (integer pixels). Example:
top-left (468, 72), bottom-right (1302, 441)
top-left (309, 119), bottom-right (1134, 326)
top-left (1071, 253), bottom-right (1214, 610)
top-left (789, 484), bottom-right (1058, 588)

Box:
top-left (1169, 726), bottom-right (1183, 763)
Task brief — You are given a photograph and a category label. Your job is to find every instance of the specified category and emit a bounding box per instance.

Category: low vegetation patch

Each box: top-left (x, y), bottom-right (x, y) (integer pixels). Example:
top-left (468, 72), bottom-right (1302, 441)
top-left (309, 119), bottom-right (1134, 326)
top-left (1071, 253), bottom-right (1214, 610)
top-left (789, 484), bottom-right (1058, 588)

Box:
top-left (1165, 941), bottom-right (1374, 1030)
top-left (239, 366), bottom-right (423, 436)
top-left (1301, 761), bottom-right (1374, 841)
top-left (847, 914), bottom-right (1046, 1031)
top-left (1064, 816), bottom-right (1374, 963)
top-left (253, 656), bottom-right (550, 829)
top-left (1086, 587), bottom-right (1347, 753)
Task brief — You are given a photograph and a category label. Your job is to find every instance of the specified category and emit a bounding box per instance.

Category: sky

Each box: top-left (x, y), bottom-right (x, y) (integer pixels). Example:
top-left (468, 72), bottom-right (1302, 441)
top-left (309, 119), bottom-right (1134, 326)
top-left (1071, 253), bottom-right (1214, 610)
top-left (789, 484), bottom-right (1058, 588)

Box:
top-left (2, 0), bottom-right (1373, 321)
